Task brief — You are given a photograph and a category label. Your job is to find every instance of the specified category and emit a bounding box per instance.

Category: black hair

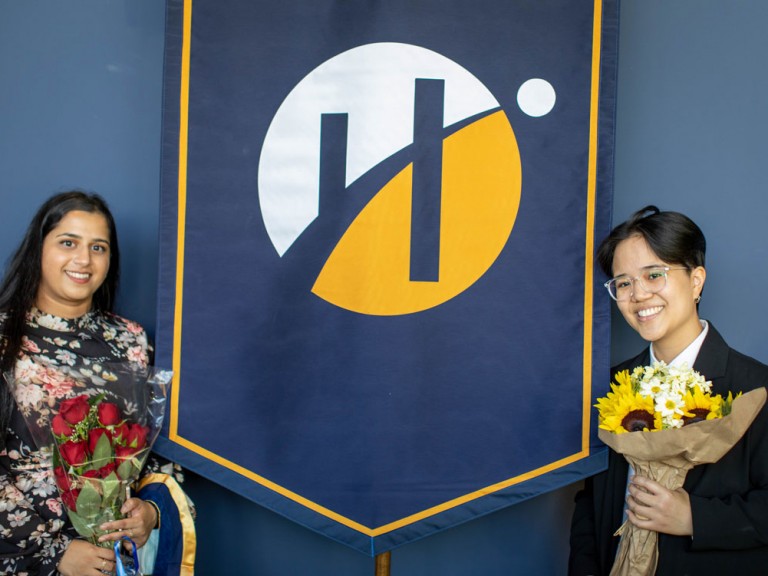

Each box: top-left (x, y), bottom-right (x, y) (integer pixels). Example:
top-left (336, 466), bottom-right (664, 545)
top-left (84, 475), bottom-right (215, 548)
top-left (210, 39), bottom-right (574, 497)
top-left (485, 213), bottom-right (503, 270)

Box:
top-left (596, 205), bottom-right (706, 278)
top-left (0, 190), bottom-right (120, 440)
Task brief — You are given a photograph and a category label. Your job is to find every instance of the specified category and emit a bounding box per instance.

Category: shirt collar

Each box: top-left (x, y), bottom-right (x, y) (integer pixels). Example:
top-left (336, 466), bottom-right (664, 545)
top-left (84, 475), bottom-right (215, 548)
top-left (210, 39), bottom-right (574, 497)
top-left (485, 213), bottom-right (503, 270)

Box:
top-left (28, 306), bottom-right (95, 332)
top-left (650, 319), bottom-right (709, 368)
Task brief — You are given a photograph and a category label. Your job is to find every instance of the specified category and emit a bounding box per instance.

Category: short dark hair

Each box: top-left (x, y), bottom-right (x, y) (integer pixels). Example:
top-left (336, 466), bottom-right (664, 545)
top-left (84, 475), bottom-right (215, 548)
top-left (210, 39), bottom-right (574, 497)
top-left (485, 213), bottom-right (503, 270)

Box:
top-left (596, 205), bottom-right (706, 278)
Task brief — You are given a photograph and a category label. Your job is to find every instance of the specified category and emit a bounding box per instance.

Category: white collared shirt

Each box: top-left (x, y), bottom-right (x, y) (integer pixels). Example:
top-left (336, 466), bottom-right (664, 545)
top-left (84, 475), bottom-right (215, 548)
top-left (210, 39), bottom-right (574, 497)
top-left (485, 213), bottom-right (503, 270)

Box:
top-left (650, 319), bottom-right (709, 369)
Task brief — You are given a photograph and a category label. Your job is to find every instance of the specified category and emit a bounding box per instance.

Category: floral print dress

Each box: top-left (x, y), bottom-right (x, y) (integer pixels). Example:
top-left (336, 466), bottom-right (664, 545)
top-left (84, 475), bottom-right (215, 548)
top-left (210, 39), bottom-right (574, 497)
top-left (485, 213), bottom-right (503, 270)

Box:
top-left (0, 308), bottom-right (151, 575)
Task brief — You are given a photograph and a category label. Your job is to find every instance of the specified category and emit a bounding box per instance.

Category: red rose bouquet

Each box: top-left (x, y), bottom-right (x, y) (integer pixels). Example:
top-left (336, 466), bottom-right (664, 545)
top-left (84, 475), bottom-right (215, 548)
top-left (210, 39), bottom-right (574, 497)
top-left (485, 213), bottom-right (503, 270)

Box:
top-left (5, 361), bottom-right (170, 549)
top-left (52, 392), bottom-right (160, 545)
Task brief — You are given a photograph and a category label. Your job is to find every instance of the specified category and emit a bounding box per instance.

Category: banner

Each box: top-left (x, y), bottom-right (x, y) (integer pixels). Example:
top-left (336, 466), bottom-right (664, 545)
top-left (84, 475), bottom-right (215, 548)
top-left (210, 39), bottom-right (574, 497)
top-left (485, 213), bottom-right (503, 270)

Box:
top-left (156, 0), bottom-right (619, 554)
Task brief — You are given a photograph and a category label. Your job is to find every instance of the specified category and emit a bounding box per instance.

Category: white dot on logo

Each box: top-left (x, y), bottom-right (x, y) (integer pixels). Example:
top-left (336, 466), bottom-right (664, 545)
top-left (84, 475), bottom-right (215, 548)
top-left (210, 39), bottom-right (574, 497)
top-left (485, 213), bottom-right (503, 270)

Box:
top-left (517, 79), bottom-right (556, 117)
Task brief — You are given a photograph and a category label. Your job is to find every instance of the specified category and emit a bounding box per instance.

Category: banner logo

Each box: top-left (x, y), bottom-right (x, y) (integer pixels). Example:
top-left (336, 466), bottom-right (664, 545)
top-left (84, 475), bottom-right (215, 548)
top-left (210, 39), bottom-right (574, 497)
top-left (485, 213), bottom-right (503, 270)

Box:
top-left (258, 43), bottom-right (527, 315)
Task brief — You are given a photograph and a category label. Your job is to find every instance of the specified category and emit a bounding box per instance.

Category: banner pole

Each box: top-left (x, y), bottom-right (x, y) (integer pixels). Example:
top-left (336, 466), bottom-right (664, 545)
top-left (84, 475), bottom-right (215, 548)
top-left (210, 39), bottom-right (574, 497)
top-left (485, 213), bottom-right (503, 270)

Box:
top-left (374, 551), bottom-right (391, 576)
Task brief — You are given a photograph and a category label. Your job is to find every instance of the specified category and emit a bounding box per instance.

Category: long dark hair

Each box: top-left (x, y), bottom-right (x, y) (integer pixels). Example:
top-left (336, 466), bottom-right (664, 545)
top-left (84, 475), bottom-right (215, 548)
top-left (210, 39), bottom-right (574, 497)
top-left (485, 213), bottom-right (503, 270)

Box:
top-left (596, 205), bottom-right (706, 278)
top-left (0, 191), bottom-right (120, 439)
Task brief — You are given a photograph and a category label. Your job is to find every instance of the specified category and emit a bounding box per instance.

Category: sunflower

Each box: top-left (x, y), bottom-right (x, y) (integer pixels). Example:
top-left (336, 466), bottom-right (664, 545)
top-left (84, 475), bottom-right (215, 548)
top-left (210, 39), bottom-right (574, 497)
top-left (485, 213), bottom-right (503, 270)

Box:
top-left (681, 384), bottom-right (722, 425)
top-left (596, 370), bottom-right (657, 434)
top-left (597, 362), bottom-right (733, 435)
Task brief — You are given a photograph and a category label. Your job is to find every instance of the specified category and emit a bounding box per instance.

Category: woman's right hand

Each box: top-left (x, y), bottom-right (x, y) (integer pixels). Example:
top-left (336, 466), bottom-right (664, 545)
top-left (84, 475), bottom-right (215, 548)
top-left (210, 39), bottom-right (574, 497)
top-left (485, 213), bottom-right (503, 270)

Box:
top-left (58, 539), bottom-right (115, 576)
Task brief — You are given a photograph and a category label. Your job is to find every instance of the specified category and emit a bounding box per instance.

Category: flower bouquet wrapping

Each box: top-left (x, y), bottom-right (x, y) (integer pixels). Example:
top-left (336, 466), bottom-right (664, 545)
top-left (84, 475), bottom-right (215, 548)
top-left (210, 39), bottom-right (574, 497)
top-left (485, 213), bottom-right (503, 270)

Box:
top-left (596, 362), bottom-right (767, 576)
top-left (5, 360), bottom-right (170, 568)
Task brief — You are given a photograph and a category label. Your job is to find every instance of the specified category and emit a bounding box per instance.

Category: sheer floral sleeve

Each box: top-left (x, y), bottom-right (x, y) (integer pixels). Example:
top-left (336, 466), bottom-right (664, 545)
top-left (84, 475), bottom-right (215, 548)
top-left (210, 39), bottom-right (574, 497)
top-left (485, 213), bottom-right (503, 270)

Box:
top-left (0, 420), bottom-right (77, 574)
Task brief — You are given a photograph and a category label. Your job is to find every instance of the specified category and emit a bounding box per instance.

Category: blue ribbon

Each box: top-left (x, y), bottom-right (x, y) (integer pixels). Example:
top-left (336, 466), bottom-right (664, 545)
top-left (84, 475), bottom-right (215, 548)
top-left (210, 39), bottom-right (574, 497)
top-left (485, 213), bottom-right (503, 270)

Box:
top-left (113, 536), bottom-right (140, 576)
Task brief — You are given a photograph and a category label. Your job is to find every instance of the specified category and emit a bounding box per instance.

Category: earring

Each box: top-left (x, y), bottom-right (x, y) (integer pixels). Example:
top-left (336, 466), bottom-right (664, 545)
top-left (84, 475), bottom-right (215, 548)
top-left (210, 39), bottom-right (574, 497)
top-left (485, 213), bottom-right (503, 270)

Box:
top-left (694, 295), bottom-right (702, 304)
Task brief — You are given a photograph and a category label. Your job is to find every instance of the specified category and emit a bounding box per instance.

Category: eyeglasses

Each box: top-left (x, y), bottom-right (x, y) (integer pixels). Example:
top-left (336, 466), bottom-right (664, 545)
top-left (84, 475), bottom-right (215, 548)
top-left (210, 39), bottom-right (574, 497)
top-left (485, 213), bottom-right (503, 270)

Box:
top-left (604, 266), bottom-right (689, 302)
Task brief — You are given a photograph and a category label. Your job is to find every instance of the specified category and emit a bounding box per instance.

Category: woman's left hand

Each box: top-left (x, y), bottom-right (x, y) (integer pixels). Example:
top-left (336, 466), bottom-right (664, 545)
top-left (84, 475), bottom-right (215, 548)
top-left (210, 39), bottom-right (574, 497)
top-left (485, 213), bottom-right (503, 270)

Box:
top-left (98, 497), bottom-right (158, 548)
top-left (626, 475), bottom-right (693, 536)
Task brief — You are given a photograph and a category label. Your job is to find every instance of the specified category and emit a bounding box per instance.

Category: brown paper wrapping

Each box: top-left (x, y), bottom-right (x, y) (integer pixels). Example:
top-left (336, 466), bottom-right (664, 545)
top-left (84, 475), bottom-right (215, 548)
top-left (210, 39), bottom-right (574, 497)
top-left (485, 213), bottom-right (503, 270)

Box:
top-left (597, 387), bottom-right (766, 576)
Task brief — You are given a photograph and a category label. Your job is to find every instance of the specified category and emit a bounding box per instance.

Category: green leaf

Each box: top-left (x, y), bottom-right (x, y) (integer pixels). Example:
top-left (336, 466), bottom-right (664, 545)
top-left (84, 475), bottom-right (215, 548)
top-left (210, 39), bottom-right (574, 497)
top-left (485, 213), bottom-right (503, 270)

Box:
top-left (117, 458), bottom-right (140, 480)
top-left (67, 508), bottom-right (96, 539)
top-left (102, 472), bottom-right (122, 508)
top-left (91, 432), bottom-right (114, 467)
top-left (76, 480), bottom-right (103, 518)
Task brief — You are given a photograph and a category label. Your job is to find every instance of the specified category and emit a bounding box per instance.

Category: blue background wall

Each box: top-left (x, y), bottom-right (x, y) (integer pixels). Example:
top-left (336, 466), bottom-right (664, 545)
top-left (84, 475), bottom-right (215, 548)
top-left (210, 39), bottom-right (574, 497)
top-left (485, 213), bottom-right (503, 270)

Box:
top-left (1, 2), bottom-right (766, 574)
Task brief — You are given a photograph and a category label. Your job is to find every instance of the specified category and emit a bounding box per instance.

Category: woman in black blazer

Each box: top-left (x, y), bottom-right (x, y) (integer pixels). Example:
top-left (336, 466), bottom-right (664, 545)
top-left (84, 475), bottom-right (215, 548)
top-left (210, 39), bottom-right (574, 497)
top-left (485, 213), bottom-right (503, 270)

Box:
top-left (569, 206), bottom-right (768, 575)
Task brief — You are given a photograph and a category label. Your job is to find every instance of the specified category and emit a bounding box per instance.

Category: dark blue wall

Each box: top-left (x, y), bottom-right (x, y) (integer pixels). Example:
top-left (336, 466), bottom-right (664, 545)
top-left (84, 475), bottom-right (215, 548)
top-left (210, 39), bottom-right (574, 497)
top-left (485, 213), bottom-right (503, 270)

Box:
top-left (0, 1), bottom-right (164, 333)
top-left (2, 2), bottom-right (767, 574)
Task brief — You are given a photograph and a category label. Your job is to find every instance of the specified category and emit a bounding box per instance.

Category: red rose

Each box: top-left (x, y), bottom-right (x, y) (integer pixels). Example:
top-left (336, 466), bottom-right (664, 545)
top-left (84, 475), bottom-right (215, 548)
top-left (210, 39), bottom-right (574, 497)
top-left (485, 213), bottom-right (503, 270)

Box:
top-left (53, 466), bottom-right (72, 491)
top-left (87, 427), bottom-right (113, 455)
top-left (82, 469), bottom-right (100, 479)
top-left (59, 440), bottom-right (88, 467)
top-left (112, 422), bottom-right (130, 444)
top-left (61, 488), bottom-right (80, 511)
top-left (51, 414), bottom-right (74, 437)
top-left (125, 424), bottom-right (149, 449)
top-left (59, 395), bottom-right (90, 425)
top-left (116, 445), bottom-right (140, 462)
top-left (97, 402), bottom-right (121, 426)
top-left (98, 462), bottom-right (118, 478)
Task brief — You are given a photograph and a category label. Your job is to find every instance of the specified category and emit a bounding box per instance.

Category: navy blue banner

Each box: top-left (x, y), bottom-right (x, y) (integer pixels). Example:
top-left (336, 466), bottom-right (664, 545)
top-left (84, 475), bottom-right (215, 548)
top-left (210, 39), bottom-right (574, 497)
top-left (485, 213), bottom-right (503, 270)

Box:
top-left (156, 0), bottom-right (618, 554)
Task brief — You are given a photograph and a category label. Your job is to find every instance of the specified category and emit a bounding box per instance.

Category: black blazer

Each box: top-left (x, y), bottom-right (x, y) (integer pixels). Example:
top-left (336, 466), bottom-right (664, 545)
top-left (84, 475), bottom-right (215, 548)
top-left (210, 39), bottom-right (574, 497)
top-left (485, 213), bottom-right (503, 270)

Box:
top-left (569, 324), bottom-right (768, 576)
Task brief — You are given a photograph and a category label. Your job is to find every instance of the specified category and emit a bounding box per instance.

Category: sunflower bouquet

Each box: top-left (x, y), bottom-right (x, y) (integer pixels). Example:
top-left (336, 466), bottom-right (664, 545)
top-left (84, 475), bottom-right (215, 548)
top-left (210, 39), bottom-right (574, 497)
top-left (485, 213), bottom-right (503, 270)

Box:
top-left (596, 361), bottom-right (734, 434)
top-left (595, 361), bottom-right (766, 576)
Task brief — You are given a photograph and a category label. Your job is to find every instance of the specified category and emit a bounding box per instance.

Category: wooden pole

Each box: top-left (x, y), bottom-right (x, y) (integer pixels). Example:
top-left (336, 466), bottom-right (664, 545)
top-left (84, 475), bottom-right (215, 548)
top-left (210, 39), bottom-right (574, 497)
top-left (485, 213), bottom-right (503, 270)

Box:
top-left (374, 551), bottom-right (391, 576)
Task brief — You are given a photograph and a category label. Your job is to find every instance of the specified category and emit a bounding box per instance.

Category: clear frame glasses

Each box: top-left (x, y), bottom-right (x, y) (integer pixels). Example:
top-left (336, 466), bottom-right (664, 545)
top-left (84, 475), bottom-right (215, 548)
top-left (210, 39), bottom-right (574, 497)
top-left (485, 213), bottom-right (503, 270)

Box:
top-left (604, 266), bottom-right (689, 302)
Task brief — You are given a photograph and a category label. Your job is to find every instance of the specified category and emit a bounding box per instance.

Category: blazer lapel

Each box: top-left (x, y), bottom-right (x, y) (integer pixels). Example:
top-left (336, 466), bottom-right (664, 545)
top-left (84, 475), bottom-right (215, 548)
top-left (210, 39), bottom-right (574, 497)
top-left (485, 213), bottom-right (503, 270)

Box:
top-left (686, 323), bottom-right (730, 488)
top-left (692, 324), bottom-right (729, 394)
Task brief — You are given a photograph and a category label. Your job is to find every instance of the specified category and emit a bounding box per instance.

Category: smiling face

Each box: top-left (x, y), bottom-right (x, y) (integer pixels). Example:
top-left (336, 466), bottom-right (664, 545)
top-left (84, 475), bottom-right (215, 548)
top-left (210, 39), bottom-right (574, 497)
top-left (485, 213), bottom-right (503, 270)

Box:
top-left (36, 210), bottom-right (111, 318)
top-left (612, 234), bottom-right (706, 363)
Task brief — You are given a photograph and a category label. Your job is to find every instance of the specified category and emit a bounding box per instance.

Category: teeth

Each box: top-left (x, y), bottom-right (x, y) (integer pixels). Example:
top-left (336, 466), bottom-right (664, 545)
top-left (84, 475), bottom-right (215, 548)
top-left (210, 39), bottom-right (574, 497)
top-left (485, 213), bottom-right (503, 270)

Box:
top-left (66, 271), bottom-right (90, 280)
top-left (638, 306), bottom-right (663, 318)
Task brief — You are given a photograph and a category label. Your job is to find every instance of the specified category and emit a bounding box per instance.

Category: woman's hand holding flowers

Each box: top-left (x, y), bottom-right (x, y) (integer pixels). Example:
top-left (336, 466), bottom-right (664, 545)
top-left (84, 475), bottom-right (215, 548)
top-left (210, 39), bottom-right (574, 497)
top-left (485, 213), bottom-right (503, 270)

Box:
top-left (626, 475), bottom-right (693, 536)
top-left (98, 497), bottom-right (158, 548)
top-left (58, 539), bottom-right (116, 576)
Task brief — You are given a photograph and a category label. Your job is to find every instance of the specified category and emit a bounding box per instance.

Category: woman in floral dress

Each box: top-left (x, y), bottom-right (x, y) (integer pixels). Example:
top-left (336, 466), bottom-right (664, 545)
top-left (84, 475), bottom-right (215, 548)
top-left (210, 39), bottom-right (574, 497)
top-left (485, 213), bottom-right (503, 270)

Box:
top-left (0, 192), bottom-right (161, 575)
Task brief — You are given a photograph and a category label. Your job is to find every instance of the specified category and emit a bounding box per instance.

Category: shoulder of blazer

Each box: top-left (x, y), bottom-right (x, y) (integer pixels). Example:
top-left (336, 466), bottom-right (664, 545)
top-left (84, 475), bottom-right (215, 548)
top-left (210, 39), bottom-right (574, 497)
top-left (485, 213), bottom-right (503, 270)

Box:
top-left (611, 347), bottom-right (650, 377)
top-left (695, 323), bottom-right (768, 394)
